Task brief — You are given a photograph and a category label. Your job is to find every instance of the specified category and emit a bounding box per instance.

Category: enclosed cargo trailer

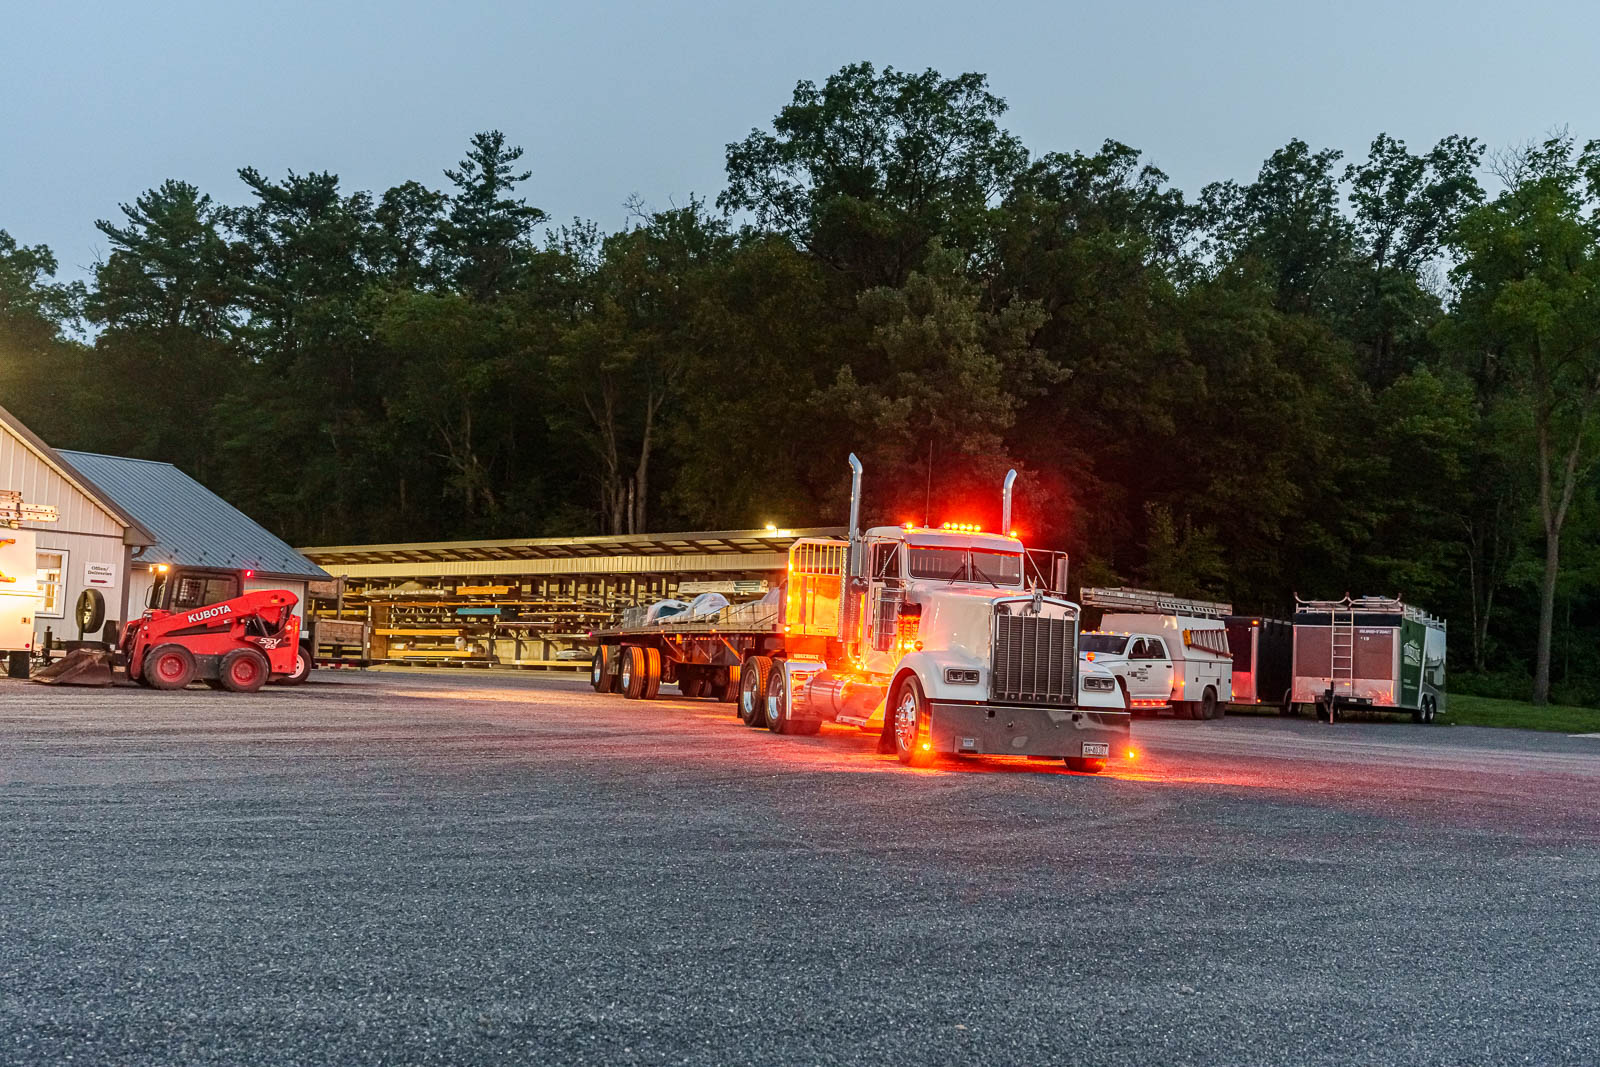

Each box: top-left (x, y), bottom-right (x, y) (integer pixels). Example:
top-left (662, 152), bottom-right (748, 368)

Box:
top-left (1289, 596), bottom-right (1445, 723)
top-left (1224, 615), bottom-right (1293, 709)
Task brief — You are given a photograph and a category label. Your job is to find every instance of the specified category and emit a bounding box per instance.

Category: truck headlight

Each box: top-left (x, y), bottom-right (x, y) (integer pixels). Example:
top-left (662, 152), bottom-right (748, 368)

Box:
top-left (1083, 676), bottom-right (1114, 692)
top-left (944, 668), bottom-right (980, 685)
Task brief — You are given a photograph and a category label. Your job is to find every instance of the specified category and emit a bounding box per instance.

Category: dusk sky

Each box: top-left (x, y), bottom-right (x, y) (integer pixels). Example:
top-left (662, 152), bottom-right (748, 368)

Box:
top-left (5, 0), bottom-right (1593, 281)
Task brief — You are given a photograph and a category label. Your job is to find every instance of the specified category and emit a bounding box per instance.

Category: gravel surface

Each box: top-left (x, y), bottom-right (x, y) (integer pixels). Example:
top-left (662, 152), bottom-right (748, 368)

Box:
top-left (2, 670), bottom-right (1598, 1066)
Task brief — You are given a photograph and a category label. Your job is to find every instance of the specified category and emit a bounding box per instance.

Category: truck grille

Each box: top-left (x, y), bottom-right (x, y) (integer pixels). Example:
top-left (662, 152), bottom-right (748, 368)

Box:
top-left (991, 612), bottom-right (1078, 705)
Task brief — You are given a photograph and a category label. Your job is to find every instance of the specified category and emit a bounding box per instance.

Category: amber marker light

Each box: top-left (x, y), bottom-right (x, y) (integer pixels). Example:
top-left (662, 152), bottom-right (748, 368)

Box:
top-left (1126, 748), bottom-right (1139, 760)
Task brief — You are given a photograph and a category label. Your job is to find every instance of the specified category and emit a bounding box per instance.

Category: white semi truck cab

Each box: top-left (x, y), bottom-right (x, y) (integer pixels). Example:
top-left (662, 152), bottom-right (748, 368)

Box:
top-left (593, 457), bottom-right (1132, 771)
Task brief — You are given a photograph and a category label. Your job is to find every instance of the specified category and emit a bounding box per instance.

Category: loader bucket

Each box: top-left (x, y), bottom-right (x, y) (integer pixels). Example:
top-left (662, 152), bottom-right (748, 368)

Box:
top-left (33, 649), bottom-right (117, 687)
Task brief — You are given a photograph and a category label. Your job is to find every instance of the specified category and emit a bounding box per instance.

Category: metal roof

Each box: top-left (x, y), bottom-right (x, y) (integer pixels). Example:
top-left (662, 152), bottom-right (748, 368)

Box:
top-left (58, 451), bottom-right (329, 580)
top-left (301, 527), bottom-right (846, 571)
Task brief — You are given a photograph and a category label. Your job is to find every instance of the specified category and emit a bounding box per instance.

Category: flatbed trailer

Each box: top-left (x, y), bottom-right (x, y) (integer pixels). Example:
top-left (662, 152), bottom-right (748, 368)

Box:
top-left (588, 458), bottom-right (1133, 770)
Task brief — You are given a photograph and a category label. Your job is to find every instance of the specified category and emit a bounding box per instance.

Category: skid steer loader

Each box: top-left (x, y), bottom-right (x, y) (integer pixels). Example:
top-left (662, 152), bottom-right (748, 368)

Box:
top-left (36, 588), bottom-right (302, 692)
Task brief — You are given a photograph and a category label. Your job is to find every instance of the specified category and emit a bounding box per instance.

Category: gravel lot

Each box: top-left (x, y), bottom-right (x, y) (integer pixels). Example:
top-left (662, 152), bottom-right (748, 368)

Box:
top-left (2, 669), bottom-right (1598, 1066)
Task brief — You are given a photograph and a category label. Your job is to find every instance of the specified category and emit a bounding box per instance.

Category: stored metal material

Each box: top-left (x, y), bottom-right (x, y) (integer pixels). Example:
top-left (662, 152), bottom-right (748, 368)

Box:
top-left (62, 451), bottom-right (325, 580)
top-left (0, 490), bottom-right (59, 528)
top-left (991, 612), bottom-right (1078, 704)
top-left (1080, 586), bottom-right (1233, 618)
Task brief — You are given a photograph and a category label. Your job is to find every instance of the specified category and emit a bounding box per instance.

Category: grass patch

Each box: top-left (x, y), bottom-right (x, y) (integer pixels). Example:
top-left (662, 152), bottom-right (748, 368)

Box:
top-left (1442, 694), bottom-right (1600, 733)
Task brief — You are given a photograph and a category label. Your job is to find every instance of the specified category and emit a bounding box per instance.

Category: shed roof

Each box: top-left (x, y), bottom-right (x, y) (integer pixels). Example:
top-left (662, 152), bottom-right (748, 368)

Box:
top-left (300, 528), bottom-right (846, 570)
top-left (0, 404), bottom-right (155, 544)
top-left (58, 451), bottom-right (328, 580)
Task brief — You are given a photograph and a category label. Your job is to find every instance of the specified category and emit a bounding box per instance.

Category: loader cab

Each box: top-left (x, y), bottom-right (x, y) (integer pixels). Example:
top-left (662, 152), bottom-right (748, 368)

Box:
top-left (146, 568), bottom-right (243, 612)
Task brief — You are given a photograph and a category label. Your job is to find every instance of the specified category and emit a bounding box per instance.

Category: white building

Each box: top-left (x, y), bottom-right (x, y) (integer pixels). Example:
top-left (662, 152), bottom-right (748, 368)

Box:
top-left (0, 404), bottom-right (327, 652)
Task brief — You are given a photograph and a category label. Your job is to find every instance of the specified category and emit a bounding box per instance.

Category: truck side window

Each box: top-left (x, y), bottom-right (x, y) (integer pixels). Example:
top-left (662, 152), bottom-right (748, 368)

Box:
top-left (870, 542), bottom-right (900, 579)
top-left (1131, 638), bottom-right (1152, 659)
top-left (1146, 638), bottom-right (1168, 661)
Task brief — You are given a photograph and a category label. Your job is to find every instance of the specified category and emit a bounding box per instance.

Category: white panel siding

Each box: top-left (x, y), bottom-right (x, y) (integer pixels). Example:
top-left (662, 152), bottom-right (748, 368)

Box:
top-left (32, 530), bottom-right (130, 646)
top-left (0, 425), bottom-right (126, 539)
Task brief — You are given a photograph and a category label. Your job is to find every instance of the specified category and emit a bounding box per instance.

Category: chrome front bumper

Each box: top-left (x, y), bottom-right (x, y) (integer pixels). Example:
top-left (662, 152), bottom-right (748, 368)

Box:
top-left (928, 702), bottom-right (1131, 758)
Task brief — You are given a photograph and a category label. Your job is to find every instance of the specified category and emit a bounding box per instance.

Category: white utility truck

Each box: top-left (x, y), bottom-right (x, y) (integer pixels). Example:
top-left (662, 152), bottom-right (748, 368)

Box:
top-left (1077, 587), bottom-right (1234, 720)
top-left (591, 459), bottom-right (1132, 771)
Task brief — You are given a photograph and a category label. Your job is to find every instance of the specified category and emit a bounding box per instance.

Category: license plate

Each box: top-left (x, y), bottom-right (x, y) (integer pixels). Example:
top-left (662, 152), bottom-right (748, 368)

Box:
top-left (1081, 741), bottom-right (1110, 757)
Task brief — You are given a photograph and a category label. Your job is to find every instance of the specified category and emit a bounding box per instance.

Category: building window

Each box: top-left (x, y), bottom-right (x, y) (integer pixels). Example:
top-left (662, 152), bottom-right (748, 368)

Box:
top-left (37, 550), bottom-right (68, 618)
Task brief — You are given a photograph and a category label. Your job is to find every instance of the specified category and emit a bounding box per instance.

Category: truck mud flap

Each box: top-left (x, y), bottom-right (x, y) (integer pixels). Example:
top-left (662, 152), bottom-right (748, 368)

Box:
top-left (928, 702), bottom-right (1131, 759)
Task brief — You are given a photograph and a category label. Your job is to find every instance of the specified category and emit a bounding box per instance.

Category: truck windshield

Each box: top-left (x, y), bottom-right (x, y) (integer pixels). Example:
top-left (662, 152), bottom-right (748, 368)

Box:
top-left (1079, 634), bottom-right (1129, 654)
top-left (907, 547), bottom-right (1023, 586)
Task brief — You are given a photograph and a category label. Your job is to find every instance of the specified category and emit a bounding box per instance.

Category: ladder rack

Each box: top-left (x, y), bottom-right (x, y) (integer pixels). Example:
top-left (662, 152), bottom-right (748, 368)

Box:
top-left (1079, 586), bottom-right (1233, 618)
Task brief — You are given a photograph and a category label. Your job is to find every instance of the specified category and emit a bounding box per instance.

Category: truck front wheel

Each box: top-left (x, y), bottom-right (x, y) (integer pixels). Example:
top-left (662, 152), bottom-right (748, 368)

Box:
top-left (891, 675), bottom-right (935, 768)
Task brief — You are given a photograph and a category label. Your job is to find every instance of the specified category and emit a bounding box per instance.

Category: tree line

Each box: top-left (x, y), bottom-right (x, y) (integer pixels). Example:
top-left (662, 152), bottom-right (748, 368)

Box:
top-left (3, 63), bottom-right (1599, 704)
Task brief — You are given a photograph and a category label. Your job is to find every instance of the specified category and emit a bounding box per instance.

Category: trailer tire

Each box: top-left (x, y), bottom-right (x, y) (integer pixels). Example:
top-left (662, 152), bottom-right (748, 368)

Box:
top-left (642, 647), bottom-right (662, 700)
top-left (145, 644), bottom-right (197, 690)
top-left (1422, 695), bottom-right (1438, 724)
top-left (891, 674), bottom-right (935, 767)
top-left (1280, 690), bottom-right (1296, 717)
top-left (680, 673), bottom-right (704, 699)
top-left (739, 656), bottom-right (772, 727)
top-left (220, 648), bottom-right (270, 693)
top-left (591, 647), bottom-right (616, 693)
top-left (621, 646), bottom-right (646, 699)
top-left (718, 665), bottom-right (740, 704)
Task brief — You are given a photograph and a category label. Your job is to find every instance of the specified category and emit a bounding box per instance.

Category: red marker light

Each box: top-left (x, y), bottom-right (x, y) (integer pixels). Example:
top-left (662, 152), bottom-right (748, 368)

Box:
top-left (244, 570), bottom-right (254, 578)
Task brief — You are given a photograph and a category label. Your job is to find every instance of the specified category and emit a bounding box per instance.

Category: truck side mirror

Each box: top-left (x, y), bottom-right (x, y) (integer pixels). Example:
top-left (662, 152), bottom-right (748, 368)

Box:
top-left (1051, 557), bottom-right (1070, 597)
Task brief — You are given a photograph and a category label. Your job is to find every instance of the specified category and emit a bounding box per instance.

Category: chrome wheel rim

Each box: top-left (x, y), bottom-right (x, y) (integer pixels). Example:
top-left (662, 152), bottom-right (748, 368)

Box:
top-left (591, 653), bottom-right (602, 686)
top-left (767, 686), bottom-right (782, 726)
top-left (895, 690), bottom-right (919, 751)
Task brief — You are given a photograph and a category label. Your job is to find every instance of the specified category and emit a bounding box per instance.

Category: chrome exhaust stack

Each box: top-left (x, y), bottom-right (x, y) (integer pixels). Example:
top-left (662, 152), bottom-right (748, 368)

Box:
top-left (847, 453), bottom-right (864, 578)
top-left (1001, 469), bottom-right (1017, 535)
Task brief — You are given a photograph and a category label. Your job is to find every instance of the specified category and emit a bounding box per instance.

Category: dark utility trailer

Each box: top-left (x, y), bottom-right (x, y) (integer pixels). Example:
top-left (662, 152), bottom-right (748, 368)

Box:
top-left (1288, 596), bottom-right (1446, 724)
top-left (1223, 616), bottom-right (1292, 709)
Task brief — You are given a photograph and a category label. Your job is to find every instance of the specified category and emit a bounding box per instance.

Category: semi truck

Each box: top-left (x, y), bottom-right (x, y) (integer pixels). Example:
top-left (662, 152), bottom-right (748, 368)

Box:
top-left (1076, 587), bottom-right (1234, 719)
top-left (590, 458), bottom-right (1132, 771)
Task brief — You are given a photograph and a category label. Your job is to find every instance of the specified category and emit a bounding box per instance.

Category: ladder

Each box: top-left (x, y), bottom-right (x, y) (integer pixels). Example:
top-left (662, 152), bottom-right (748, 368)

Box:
top-left (1330, 604), bottom-right (1355, 695)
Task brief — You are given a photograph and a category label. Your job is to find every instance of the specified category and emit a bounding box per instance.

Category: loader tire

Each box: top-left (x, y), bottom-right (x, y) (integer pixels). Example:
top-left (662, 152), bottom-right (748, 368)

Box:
top-left (739, 656), bottom-right (772, 727)
top-left (220, 648), bottom-right (270, 693)
top-left (75, 589), bottom-right (106, 636)
top-left (271, 643), bottom-right (312, 686)
top-left (145, 644), bottom-right (197, 691)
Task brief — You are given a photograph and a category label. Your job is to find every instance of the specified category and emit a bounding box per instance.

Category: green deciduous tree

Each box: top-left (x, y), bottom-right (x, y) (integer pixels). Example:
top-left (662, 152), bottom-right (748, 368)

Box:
top-left (1448, 135), bottom-right (1600, 704)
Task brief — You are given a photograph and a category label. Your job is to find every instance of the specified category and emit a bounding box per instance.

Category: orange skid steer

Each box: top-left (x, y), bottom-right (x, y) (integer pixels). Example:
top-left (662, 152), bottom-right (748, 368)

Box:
top-left (37, 589), bottom-right (301, 693)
